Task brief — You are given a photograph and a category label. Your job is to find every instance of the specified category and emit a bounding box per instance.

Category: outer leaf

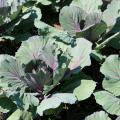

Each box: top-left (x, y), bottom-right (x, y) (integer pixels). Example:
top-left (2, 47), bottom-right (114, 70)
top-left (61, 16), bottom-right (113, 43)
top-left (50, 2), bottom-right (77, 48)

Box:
top-left (7, 109), bottom-right (23, 120)
top-left (102, 0), bottom-right (120, 27)
top-left (94, 91), bottom-right (120, 116)
top-left (37, 93), bottom-right (76, 116)
top-left (68, 38), bottom-right (92, 70)
top-left (53, 31), bottom-right (76, 45)
top-left (59, 6), bottom-right (86, 36)
top-left (22, 93), bottom-right (39, 110)
top-left (53, 53), bottom-right (71, 84)
top-left (74, 79), bottom-right (96, 101)
top-left (16, 36), bottom-right (58, 71)
top-left (9, 93), bottom-right (39, 110)
top-left (84, 13), bottom-right (102, 31)
top-left (0, 55), bottom-right (26, 90)
top-left (60, 0), bottom-right (105, 38)
top-left (59, 6), bottom-right (101, 37)
top-left (85, 111), bottom-right (111, 120)
top-left (70, 0), bottom-right (102, 14)
top-left (100, 55), bottom-right (120, 96)
top-left (7, 109), bottom-right (33, 120)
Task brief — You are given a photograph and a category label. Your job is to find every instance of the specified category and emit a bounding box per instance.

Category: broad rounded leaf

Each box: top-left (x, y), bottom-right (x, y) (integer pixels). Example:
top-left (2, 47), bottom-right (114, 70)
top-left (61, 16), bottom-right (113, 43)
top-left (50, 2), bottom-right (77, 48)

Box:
top-left (67, 0), bottom-right (102, 37)
top-left (74, 79), bottom-right (96, 101)
top-left (85, 111), bottom-right (111, 120)
top-left (59, 6), bottom-right (86, 36)
top-left (68, 38), bottom-right (92, 70)
top-left (37, 93), bottom-right (76, 116)
top-left (7, 109), bottom-right (23, 120)
top-left (102, 0), bottom-right (120, 27)
top-left (100, 55), bottom-right (120, 96)
top-left (94, 91), bottom-right (120, 116)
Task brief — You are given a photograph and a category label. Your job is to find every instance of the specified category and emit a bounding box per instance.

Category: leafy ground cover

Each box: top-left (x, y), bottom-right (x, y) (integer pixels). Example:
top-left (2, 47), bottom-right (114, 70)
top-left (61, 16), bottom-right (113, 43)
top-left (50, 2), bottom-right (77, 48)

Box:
top-left (0, 0), bottom-right (120, 120)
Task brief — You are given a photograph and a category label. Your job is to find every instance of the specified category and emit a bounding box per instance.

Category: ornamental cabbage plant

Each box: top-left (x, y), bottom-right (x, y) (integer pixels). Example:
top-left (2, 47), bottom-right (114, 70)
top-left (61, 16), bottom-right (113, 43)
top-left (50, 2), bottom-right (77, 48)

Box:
top-left (0, 33), bottom-right (93, 119)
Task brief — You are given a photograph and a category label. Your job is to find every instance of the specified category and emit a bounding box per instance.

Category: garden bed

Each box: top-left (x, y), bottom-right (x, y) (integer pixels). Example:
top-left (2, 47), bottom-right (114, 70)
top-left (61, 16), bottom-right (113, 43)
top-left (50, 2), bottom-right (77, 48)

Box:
top-left (0, 0), bottom-right (120, 120)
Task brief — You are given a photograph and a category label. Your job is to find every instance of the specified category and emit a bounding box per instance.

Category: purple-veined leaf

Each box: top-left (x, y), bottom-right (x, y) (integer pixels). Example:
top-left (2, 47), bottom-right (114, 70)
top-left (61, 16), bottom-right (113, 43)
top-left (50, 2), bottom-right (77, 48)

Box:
top-left (102, 0), bottom-right (120, 28)
top-left (16, 36), bottom-right (58, 71)
top-left (7, 92), bottom-right (39, 111)
top-left (70, 0), bottom-right (102, 14)
top-left (15, 36), bottom-right (60, 92)
top-left (59, 6), bottom-right (86, 36)
top-left (59, 5), bottom-right (102, 36)
top-left (0, 54), bottom-right (26, 91)
top-left (22, 69), bottom-right (52, 93)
